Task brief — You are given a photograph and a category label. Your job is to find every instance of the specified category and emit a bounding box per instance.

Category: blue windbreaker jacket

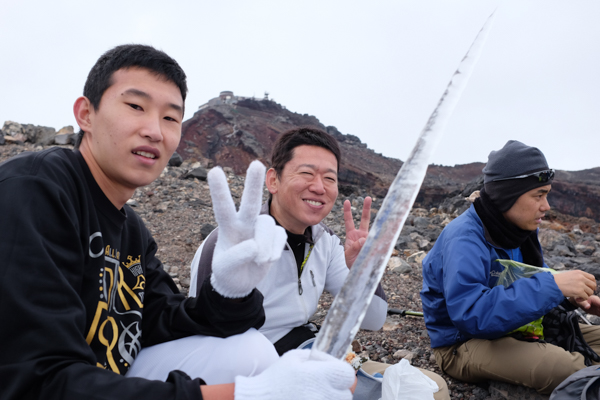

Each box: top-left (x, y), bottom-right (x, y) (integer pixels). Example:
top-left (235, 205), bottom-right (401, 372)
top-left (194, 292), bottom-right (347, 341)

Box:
top-left (420, 205), bottom-right (565, 348)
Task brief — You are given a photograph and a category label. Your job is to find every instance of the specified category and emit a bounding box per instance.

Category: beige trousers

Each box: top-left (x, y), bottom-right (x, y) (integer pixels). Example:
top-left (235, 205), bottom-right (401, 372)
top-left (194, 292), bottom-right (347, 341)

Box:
top-left (433, 324), bottom-right (600, 395)
top-left (361, 360), bottom-right (450, 400)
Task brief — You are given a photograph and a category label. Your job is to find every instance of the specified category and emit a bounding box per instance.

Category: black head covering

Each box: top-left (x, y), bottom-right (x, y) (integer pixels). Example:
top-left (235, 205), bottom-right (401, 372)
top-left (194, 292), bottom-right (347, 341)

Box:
top-left (482, 140), bottom-right (553, 212)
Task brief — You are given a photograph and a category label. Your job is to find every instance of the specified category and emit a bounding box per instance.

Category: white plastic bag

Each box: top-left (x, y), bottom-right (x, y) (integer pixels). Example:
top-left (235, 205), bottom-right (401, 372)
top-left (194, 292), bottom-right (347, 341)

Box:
top-left (380, 359), bottom-right (438, 400)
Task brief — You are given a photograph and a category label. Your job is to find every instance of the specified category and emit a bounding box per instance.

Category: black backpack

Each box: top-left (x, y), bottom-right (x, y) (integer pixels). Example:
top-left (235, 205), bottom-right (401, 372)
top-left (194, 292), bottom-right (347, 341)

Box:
top-left (542, 303), bottom-right (600, 367)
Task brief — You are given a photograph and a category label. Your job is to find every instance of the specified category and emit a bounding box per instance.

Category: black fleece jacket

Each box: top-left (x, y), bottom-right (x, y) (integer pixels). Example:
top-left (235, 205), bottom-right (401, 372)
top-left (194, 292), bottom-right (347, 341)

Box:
top-left (0, 148), bottom-right (265, 400)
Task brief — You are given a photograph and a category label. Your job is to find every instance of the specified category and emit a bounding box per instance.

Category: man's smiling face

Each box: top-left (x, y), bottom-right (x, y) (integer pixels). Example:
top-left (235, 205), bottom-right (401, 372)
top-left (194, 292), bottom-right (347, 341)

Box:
top-left (77, 67), bottom-right (183, 206)
top-left (267, 145), bottom-right (339, 234)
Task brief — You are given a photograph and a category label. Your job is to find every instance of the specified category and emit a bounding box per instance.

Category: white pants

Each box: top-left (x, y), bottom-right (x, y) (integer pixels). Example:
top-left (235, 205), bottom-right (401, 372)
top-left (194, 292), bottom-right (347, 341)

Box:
top-left (125, 328), bottom-right (279, 385)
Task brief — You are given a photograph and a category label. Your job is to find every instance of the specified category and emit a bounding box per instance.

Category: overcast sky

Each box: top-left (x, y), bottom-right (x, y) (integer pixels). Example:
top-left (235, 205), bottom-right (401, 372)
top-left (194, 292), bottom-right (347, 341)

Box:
top-left (1, 1), bottom-right (599, 171)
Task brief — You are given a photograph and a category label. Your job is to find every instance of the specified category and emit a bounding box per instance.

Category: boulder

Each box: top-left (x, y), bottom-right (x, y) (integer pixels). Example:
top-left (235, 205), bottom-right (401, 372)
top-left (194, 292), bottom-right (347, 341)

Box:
top-left (388, 257), bottom-right (411, 274)
top-left (488, 381), bottom-right (549, 400)
top-left (438, 195), bottom-right (470, 215)
top-left (382, 318), bottom-right (400, 331)
top-left (392, 349), bottom-right (415, 362)
top-left (554, 244), bottom-right (575, 257)
top-left (538, 229), bottom-right (564, 250)
top-left (544, 257), bottom-right (566, 271)
top-left (407, 251), bottom-right (426, 264)
top-left (4, 135), bottom-right (25, 144)
top-left (2, 120), bottom-right (23, 136)
top-left (54, 134), bottom-right (76, 145)
top-left (54, 126), bottom-right (76, 145)
top-left (2, 121), bottom-right (57, 145)
top-left (57, 126), bottom-right (75, 135)
top-left (184, 167), bottom-right (208, 181)
top-left (22, 124), bottom-right (56, 145)
top-left (422, 226), bottom-right (442, 242)
top-left (200, 223), bottom-right (215, 240)
top-left (575, 244), bottom-right (596, 256)
top-left (572, 224), bottom-right (584, 235)
top-left (169, 152), bottom-right (184, 167)
top-left (413, 216), bottom-right (430, 229)
top-left (578, 263), bottom-right (600, 280)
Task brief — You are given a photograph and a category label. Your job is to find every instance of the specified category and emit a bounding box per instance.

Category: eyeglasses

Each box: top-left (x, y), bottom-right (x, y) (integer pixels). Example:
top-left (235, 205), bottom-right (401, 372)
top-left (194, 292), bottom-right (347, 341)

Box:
top-left (492, 169), bottom-right (555, 183)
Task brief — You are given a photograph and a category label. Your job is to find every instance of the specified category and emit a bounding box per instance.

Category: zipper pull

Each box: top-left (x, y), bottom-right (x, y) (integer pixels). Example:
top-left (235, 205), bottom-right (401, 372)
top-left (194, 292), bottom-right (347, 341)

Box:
top-left (310, 270), bottom-right (316, 287)
top-left (298, 278), bottom-right (303, 295)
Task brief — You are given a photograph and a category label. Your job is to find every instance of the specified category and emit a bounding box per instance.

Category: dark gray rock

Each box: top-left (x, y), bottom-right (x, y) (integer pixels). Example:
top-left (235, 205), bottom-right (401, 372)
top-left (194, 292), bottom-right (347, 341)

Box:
top-left (460, 175), bottom-right (484, 197)
top-left (422, 226), bottom-right (443, 242)
top-left (471, 386), bottom-right (491, 400)
top-left (184, 167), bottom-right (208, 181)
top-left (578, 263), bottom-right (600, 280)
top-left (22, 124), bottom-right (56, 145)
top-left (389, 257), bottom-right (411, 274)
top-left (400, 225), bottom-right (417, 235)
top-left (394, 235), bottom-right (411, 250)
top-left (236, 129), bottom-right (264, 158)
top-left (430, 213), bottom-right (449, 226)
top-left (570, 257), bottom-right (592, 265)
top-left (2, 122), bottom-right (61, 145)
top-left (554, 244), bottom-right (576, 257)
top-left (413, 217), bottom-right (430, 229)
top-left (169, 152), bottom-right (183, 167)
top-left (576, 244), bottom-right (596, 256)
top-left (544, 257), bottom-right (566, 271)
top-left (416, 238), bottom-right (431, 250)
top-left (54, 133), bottom-right (76, 145)
top-left (200, 223), bottom-right (216, 240)
top-left (438, 195), bottom-right (470, 215)
top-left (488, 381), bottom-right (549, 399)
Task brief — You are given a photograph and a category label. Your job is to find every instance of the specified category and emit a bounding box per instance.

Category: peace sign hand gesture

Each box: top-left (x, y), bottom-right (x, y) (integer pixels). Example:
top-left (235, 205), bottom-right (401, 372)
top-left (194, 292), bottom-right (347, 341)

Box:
top-left (343, 196), bottom-right (372, 268)
top-left (208, 161), bottom-right (287, 298)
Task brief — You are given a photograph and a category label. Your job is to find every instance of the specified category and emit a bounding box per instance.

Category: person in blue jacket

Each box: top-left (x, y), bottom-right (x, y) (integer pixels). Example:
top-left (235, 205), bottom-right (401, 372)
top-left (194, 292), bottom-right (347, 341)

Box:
top-left (421, 140), bottom-right (600, 394)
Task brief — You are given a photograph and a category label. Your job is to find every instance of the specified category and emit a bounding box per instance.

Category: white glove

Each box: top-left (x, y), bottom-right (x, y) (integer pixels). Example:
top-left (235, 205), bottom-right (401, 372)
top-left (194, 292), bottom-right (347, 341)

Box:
top-left (234, 349), bottom-right (355, 400)
top-left (208, 160), bottom-right (287, 298)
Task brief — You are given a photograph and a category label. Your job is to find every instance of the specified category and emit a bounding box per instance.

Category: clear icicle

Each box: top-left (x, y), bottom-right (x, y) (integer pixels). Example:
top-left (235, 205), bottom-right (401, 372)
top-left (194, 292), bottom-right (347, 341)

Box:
top-left (312, 12), bottom-right (497, 360)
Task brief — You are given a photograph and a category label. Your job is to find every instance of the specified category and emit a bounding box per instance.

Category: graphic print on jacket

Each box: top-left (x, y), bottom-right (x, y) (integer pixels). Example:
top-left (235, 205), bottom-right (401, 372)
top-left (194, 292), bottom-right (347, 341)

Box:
top-left (85, 231), bottom-right (145, 374)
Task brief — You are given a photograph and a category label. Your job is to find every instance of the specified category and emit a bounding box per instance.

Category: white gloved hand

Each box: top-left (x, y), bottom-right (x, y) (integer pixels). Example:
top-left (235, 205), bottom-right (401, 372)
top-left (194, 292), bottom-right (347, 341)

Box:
top-left (234, 349), bottom-right (355, 400)
top-left (208, 160), bottom-right (287, 298)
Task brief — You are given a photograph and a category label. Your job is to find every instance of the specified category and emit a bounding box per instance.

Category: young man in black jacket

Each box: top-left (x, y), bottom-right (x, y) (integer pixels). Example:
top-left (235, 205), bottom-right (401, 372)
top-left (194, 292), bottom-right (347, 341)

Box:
top-left (0, 44), bottom-right (355, 400)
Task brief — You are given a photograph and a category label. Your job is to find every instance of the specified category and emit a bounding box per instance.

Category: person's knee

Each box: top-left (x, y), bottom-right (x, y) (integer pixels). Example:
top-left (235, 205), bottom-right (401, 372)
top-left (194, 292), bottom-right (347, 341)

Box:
top-left (419, 368), bottom-right (450, 400)
top-left (224, 329), bottom-right (279, 372)
top-left (127, 330), bottom-right (279, 384)
top-left (529, 348), bottom-right (582, 394)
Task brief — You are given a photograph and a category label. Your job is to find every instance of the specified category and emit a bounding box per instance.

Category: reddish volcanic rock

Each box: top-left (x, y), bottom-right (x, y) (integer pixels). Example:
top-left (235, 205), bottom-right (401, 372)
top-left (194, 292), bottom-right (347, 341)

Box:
top-left (178, 95), bottom-right (401, 197)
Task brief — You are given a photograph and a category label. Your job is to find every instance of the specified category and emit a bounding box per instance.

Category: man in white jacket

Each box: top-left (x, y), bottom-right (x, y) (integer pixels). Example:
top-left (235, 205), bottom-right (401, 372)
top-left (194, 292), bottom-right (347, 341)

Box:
top-left (188, 127), bottom-right (450, 400)
top-left (190, 127), bottom-right (387, 354)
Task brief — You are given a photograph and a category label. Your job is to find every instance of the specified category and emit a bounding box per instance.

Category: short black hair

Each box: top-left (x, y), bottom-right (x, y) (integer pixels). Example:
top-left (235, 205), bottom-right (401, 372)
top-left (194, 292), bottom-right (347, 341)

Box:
top-left (75, 44), bottom-right (187, 148)
top-left (270, 127), bottom-right (341, 176)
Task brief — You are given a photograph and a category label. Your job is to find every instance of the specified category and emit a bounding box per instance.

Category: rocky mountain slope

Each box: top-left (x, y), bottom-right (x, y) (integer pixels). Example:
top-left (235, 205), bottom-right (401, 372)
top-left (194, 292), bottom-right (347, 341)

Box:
top-left (3, 91), bottom-right (600, 221)
top-left (178, 92), bottom-right (600, 221)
